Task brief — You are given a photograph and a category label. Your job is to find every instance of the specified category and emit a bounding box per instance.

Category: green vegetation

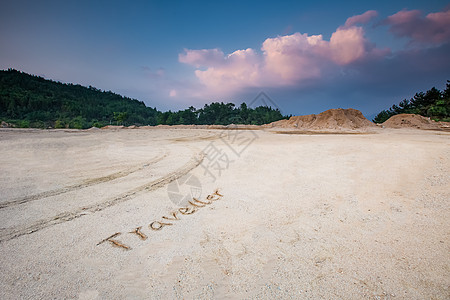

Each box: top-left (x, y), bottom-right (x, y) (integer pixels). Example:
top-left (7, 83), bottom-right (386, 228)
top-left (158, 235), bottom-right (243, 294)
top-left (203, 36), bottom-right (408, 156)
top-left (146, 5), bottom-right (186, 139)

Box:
top-left (373, 81), bottom-right (450, 123)
top-left (157, 102), bottom-right (286, 126)
top-left (0, 69), bottom-right (287, 129)
top-left (0, 69), bottom-right (158, 128)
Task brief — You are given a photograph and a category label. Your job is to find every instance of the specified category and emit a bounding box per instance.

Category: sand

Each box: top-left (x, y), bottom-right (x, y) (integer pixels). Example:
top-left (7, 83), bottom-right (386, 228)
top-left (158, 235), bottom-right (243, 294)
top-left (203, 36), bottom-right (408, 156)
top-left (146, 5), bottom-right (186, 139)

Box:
top-left (266, 108), bottom-right (376, 131)
top-left (0, 127), bottom-right (449, 299)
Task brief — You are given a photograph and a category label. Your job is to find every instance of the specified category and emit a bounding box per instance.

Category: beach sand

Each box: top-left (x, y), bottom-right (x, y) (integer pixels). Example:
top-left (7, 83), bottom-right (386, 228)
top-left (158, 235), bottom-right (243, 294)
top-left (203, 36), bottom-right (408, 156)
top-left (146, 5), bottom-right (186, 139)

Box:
top-left (0, 128), bottom-right (448, 299)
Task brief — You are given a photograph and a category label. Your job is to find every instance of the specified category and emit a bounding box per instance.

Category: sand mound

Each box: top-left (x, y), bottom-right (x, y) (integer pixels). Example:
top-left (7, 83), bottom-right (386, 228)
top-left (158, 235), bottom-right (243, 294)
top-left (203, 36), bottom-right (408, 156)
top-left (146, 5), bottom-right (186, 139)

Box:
top-left (438, 121), bottom-right (450, 129)
top-left (1, 121), bottom-right (14, 128)
top-left (85, 126), bottom-right (100, 131)
top-left (207, 125), bottom-right (227, 129)
top-left (266, 108), bottom-right (375, 130)
top-left (101, 125), bottom-right (124, 130)
top-left (382, 114), bottom-right (443, 130)
top-left (225, 124), bottom-right (261, 130)
top-left (155, 125), bottom-right (171, 129)
top-left (132, 124), bottom-right (210, 129)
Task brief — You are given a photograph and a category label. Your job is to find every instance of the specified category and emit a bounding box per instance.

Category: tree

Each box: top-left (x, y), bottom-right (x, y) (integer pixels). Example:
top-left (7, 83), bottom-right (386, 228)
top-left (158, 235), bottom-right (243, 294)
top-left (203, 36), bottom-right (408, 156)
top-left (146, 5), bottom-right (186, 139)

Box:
top-left (373, 110), bottom-right (393, 123)
top-left (113, 112), bottom-right (128, 125)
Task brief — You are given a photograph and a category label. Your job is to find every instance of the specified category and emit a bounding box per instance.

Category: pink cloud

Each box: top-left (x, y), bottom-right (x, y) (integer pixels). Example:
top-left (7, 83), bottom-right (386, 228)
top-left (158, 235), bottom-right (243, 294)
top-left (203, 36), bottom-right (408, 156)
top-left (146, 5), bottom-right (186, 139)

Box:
top-left (179, 10), bottom-right (389, 97)
top-left (178, 48), bottom-right (225, 67)
top-left (193, 48), bottom-right (260, 94)
top-left (386, 8), bottom-right (450, 44)
top-left (344, 10), bottom-right (378, 27)
top-left (261, 33), bottom-right (325, 83)
top-left (329, 27), bottom-right (367, 64)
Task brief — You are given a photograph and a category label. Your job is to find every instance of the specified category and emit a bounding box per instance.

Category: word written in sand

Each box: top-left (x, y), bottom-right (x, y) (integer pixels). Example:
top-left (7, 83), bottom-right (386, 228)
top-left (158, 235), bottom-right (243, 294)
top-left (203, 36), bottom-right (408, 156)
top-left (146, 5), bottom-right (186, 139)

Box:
top-left (97, 189), bottom-right (223, 250)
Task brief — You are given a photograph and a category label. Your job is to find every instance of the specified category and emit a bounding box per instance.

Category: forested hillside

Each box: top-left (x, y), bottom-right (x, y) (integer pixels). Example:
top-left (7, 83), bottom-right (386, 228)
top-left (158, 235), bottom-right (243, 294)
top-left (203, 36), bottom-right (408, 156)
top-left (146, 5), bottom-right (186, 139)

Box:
top-left (0, 69), bottom-right (158, 128)
top-left (373, 81), bottom-right (450, 123)
top-left (0, 69), bottom-right (287, 128)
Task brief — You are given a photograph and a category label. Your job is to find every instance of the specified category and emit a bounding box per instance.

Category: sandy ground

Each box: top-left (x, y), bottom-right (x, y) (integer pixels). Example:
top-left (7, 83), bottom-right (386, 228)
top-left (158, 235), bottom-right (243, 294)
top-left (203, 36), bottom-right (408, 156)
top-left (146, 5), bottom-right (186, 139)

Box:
top-left (0, 128), bottom-right (449, 299)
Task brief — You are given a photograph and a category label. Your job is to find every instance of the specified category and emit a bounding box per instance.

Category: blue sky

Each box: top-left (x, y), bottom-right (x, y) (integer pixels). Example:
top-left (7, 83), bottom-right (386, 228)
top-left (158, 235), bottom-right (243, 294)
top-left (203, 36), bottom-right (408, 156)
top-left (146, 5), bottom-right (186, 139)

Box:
top-left (1, 0), bottom-right (449, 118)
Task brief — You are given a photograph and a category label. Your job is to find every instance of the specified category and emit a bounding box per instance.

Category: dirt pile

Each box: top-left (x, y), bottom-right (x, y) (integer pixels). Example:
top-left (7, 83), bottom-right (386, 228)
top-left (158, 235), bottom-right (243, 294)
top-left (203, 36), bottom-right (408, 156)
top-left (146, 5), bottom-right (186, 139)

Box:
top-left (382, 114), bottom-right (444, 130)
top-left (85, 127), bottom-right (100, 131)
top-left (266, 108), bottom-right (375, 130)
top-left (101, 125), bottom-right (124, 130)
top-left (1, 121), bottom-right (14, 128)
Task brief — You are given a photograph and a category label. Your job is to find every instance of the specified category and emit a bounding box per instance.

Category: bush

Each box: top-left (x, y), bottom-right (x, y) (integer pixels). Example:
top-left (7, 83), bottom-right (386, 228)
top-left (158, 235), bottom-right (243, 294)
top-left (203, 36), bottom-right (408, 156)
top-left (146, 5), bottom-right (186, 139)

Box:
top-left (17, 120), bottom-right (30, 128)
top-left (54, 119), bottom-right (66, 128)
top-left (69, 116), bottom-right (87, 129)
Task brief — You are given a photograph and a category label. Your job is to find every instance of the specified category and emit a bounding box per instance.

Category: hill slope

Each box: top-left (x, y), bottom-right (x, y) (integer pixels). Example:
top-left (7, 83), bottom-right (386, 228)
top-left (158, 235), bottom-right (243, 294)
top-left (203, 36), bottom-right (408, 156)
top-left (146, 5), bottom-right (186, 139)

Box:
top-left (0, 69), bottom-right (158, 128)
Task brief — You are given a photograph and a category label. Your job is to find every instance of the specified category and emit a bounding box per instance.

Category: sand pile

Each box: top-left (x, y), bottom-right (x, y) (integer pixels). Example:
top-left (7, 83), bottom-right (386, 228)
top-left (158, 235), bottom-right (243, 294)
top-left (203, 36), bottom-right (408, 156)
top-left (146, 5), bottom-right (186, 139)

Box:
top-left (225, 124), bottom-right (261, 130)
top-left (207, 125), bottom-right (227, 129)
top-left (1, 121), bottom-right (13, 128)
top-left (266, 108), bottom-right (375, 130)
top-left (439, 121), bottom-right (450, 129)
top-left (101, 125), bottom-right (124, 130)
top-left (85, 126), bottom-right (100, 131)
top-left (382, 114), bottom-right (443, 130)
top-left (173, 125), bottom-right (208, 129)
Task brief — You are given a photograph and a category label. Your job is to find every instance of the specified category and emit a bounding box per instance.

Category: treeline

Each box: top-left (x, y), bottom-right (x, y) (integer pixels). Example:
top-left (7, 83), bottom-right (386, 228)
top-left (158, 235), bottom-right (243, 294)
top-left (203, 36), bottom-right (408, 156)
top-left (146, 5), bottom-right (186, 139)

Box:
top-left (157, 102), bottom-right (286, 126)
top-left (0, 69), bottom-right (287, 128)
top-left (373, 81), bottom-right (450, 123)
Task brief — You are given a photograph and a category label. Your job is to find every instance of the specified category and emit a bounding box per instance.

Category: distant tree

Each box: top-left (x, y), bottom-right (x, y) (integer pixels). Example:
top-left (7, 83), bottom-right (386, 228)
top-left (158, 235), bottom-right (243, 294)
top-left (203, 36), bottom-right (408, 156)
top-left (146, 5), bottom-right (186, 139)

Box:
top-left (69, 116), bottom-right (86, 129)
top-left (113, 112), bottom-right (128, 125)
top-left (239, 102), bottom-right (249, 123)
top-left (372, 110), bottom-right (393, 123)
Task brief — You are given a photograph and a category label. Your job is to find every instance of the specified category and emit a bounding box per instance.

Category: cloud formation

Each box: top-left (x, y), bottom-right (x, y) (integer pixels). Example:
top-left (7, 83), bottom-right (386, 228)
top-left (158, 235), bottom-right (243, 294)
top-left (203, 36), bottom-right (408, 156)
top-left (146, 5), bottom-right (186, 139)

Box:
top-left (178, 48), bottom-right (225, 68)
top-left (179, 10), bottom-right (383, 97)
top-left (385, 8), bottom-right (450, 44)
top-left (344, 10), bottom-right (378, 27)
top-left (178, 8), bottom-right (448, 98)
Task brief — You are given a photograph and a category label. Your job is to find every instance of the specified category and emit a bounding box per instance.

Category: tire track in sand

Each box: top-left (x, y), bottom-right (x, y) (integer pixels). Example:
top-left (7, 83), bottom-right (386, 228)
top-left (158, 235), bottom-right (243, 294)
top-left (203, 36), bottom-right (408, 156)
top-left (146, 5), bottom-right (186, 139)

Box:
top-left (0, 151), bottom-right (169, 210)
top-left (0, 152), bottom-right (204, 243)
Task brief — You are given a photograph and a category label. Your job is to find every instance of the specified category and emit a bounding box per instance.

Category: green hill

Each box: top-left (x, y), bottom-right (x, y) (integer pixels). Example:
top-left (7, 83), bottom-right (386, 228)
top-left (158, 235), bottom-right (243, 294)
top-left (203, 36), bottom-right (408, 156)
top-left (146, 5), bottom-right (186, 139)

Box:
top-left (0, 69), bottom-right (287, 129)
top-left (0, 69), bottom-right (158, 128)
